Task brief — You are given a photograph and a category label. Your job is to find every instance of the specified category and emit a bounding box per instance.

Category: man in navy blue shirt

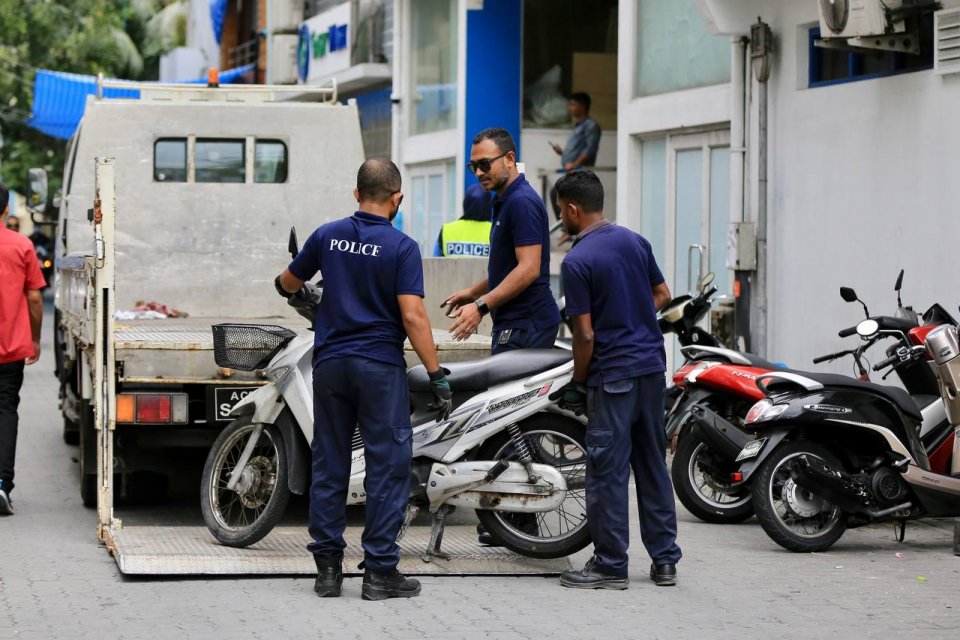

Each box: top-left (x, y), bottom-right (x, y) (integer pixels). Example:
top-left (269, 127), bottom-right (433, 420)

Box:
top-left (549, 170), bottom-right (682, 590)
top-left (444, 128), bottom-right (561, 354)
top-left (277, 159), bottom-right (452, 601)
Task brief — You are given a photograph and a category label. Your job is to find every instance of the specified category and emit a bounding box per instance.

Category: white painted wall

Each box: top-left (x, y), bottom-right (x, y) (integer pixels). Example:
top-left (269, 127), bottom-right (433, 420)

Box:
top-left (697, 0), bottom-right (960, 374)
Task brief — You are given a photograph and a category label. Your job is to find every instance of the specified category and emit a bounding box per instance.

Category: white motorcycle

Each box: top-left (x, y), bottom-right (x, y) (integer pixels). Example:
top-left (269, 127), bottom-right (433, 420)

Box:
top-left (200, 232), bottom-right (590, 560)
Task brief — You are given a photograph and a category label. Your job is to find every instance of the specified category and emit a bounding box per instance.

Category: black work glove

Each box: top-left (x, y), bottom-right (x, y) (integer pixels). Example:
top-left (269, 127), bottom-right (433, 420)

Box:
top-left (427, 368), bottom-right (452, 421)
top-left (549, 380), bottom-right (587, 416)
top-left (274, 274), bottom-right (293, 299)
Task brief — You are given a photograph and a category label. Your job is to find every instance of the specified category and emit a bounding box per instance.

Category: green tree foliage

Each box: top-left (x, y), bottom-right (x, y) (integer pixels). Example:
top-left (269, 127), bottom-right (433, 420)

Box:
top-left (0, 0), bottom-right (186, 196)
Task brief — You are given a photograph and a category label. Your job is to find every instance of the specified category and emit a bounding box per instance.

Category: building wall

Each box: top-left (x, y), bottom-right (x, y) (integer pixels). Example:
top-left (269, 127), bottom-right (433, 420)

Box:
top-left (742, 2), bottom-right (960, 372)
top-left (659, 0), bottom-right (960, 373)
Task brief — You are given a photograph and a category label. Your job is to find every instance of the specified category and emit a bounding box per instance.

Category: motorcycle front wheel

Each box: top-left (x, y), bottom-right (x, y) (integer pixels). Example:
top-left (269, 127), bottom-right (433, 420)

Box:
top-left (671, 432), bottom-right (754, 524)
top-left (474, 414), bottom-right (591, 559)
top-left (751, 440), bottom-right (847, 552)
top-left (200, 417), bottom-right (290, 548)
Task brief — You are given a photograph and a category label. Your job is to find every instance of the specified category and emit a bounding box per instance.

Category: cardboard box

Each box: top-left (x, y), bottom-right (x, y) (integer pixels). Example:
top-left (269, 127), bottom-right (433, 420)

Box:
top-left (572, 52), bottom-right (617, 131)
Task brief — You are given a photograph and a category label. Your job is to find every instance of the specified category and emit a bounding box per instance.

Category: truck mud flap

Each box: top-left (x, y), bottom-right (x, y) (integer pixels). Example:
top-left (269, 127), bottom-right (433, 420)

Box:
top-left (685, 404), bottom-right (753, 461)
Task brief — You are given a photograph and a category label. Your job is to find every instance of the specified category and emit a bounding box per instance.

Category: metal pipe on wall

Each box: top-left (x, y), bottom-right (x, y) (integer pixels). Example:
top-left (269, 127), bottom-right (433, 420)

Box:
top-left (750, 19), bottom-right (772, 358)
top-left (730, 36), bottom-right (750, 351)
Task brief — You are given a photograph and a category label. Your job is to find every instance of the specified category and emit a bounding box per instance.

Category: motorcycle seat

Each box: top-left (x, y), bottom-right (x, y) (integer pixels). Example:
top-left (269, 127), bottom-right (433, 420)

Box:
top-left (684, 345), bottom-right (784, 370)
top-left (780, 371), bottom-right (923, 422)
top-left (407, 349), bottom-right (571, 392)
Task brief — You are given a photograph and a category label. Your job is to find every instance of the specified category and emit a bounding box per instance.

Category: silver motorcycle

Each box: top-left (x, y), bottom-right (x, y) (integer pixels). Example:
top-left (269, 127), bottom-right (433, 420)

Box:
top-left (200, 232), bottom-right (590, 561)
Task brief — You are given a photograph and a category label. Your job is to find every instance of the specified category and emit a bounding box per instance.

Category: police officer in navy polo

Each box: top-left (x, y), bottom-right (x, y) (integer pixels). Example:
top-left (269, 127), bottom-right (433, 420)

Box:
top-left (549, 170), bottom-right (682, 589)
top-left (443, 128), bottom-right (561, 546)
top-left (444, 128), bottom-right (561, 352)
top-left (276, 159), bottom-right (453, 601)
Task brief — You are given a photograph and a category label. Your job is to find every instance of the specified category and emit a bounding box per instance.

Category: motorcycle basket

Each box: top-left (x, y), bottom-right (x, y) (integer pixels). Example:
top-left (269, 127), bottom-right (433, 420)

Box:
top-left (211, 324), bottom-right (296, 371)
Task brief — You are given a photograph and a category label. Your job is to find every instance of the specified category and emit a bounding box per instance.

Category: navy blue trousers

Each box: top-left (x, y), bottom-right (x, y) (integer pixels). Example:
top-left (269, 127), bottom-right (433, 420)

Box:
top-left (307, 357), bottom-right (412, 573)
top-left (491, 323), bottom-right (559, 355)
top-left (586, 374), bottom-right (681, 575)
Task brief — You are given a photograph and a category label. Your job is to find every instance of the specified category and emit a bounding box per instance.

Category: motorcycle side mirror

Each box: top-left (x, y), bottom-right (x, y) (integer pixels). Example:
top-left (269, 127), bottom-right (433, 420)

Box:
top-left (857, 319), bottom-right (879, 338)
top-left (697, 272), bottom-right (715, 292)
top-left (288, 227), bottom-right (299, 258)
top-left (894, 268), bottom-right (904, 308)
top-left (840, 286), bottom-right (870, 318)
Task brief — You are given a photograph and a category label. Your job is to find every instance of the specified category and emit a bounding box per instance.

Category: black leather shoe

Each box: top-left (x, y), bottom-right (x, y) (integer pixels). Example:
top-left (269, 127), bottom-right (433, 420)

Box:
top-left (649, 563), bottom-right (677, 587)
top-left (313, 554), bottom-right (343, 597)
top-left (361, 569), bottom-right (421, 601)
top-left (560, 559), bottom-right (629, 590)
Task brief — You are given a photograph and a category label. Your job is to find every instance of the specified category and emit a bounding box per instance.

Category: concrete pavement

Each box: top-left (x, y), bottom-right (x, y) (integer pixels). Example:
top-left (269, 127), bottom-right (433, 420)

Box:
top-left (1, 303), bottom-right (958, 639)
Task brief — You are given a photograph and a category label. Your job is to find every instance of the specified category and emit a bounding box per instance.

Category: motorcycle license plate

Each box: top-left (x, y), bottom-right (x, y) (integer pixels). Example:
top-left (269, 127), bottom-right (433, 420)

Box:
top-left (736, 438), bottom-right (767, 462)
top-left (209, 386), bottom-right (258, 422)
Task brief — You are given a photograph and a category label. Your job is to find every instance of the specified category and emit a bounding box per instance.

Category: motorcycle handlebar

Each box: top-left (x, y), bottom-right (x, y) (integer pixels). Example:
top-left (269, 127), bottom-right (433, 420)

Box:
top-left (812, 351), bottom-right (845, 364)
top-left (838, 325), bottom-right (858, 338)
top-left (873, 354), bottom-right (900, 372)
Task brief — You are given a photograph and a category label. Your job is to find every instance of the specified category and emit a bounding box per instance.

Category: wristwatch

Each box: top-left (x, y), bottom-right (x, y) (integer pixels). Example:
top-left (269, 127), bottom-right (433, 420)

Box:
top-left (475, 298), bottom-right (490, 317)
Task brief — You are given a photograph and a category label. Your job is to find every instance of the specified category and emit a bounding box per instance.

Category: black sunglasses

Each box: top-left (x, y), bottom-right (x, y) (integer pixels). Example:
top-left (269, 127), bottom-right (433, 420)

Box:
top-left (467, 152), bottom-right (508, 174)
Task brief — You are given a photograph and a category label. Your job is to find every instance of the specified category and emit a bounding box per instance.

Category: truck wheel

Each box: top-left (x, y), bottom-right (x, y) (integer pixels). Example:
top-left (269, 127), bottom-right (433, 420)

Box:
top-left (63, 417), bottom-right (80, 446)
top-left (78, 400), bottom-right (97, 508)
top-left (201, 417), bottom-right (290, 548)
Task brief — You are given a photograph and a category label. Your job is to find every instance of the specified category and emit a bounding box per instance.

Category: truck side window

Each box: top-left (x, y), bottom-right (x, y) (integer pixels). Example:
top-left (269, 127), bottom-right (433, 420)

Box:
top-left (154, 139), bottom-right (187, 182)
top-left (254, 140), bottom-right (288, 184)
top-left (196, 139), bottom-right (245, 183)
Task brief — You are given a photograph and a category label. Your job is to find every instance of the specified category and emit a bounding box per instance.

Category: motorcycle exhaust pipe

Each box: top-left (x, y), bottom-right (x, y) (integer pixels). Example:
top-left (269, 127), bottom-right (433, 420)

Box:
top-left (686, 404), bottom-right (753, 460)
top-left (798, 456), bottom-right (912, 519)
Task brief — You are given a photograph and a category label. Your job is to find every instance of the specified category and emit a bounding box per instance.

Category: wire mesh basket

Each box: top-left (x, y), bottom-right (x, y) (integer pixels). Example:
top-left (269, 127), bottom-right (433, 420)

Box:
top-left (212, 324), bottom-right (297, 371)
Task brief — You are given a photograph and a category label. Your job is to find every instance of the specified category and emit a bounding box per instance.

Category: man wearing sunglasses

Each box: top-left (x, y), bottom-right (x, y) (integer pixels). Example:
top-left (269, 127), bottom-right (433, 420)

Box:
top-left (444, 128), bottom-right (560, 355)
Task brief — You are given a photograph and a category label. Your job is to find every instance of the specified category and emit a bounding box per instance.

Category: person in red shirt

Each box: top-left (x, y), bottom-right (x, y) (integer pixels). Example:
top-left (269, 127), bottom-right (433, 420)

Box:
top-left (0, 182), bottom-right (45, 515)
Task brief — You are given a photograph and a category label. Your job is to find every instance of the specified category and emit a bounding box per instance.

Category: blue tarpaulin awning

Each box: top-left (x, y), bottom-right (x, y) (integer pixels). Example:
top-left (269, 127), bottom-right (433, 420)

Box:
top-left (27, 65), bottom-right (257, 140)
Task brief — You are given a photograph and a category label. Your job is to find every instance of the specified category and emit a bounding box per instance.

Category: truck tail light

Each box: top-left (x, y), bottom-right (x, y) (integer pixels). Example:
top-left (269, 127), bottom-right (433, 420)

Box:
top-left (117, 393), bottom-right (188, 424)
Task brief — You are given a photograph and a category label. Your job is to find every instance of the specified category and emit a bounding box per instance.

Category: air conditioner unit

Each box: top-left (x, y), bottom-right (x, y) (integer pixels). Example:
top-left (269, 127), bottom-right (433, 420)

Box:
top-left (934, 8), bottom-right (960, 75)
top-left (818, 0), bottom-right (906, 39)
top-left (270, 0), bottom-right (305, 33)
top-left (269, 35), bottom-right (299, 84)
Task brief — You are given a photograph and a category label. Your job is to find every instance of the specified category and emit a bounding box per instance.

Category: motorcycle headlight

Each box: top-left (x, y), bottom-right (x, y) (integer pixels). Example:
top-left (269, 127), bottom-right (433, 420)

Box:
top-left (744, 399), bottom-right (788, 424)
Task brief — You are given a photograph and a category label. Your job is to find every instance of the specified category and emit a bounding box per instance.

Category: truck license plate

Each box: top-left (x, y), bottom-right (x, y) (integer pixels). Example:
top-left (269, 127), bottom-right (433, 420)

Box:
top-left (211, 387), bottom-right (257, 422)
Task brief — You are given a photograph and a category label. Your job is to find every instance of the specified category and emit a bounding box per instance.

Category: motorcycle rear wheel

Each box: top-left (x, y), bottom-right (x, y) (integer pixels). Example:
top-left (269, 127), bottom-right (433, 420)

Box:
top-left (474, 414), bottom-right (591, 559)
top-left (751, 441), bottom-right (847, 552)
top-left (672, 432), bottom-right (753, 523)
top-left (201, 417), bottom-right (290, 548)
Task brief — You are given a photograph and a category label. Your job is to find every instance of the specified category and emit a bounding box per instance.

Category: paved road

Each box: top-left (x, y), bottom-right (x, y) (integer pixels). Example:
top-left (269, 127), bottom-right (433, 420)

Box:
top-left (1, 303), bottom-right (959, 639)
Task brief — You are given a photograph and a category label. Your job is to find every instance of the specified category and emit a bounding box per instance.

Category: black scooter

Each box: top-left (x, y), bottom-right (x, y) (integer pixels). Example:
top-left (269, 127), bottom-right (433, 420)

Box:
top-left (734, 316), bottom-right (960, 553)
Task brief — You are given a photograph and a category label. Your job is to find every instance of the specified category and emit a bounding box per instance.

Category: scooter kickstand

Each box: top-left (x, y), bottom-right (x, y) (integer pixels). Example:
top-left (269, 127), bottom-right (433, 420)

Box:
top-left (396, 504), bottom-right (419, 544)
top-left (421, 504), bottom-right (454, 563)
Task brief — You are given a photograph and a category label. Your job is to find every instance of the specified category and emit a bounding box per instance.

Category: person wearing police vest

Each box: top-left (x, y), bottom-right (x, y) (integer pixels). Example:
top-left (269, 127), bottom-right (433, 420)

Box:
top-left (550, 170), bottom-right (681, 590)
top-left (432, 183), bottom-right (492, 258)
top-left (276, 159), bottom-right (452, 601)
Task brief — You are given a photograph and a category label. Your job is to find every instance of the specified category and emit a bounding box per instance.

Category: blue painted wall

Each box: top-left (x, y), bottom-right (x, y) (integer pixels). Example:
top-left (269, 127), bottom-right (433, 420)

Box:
top-left (463, 0), bottom-right (523, 192)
